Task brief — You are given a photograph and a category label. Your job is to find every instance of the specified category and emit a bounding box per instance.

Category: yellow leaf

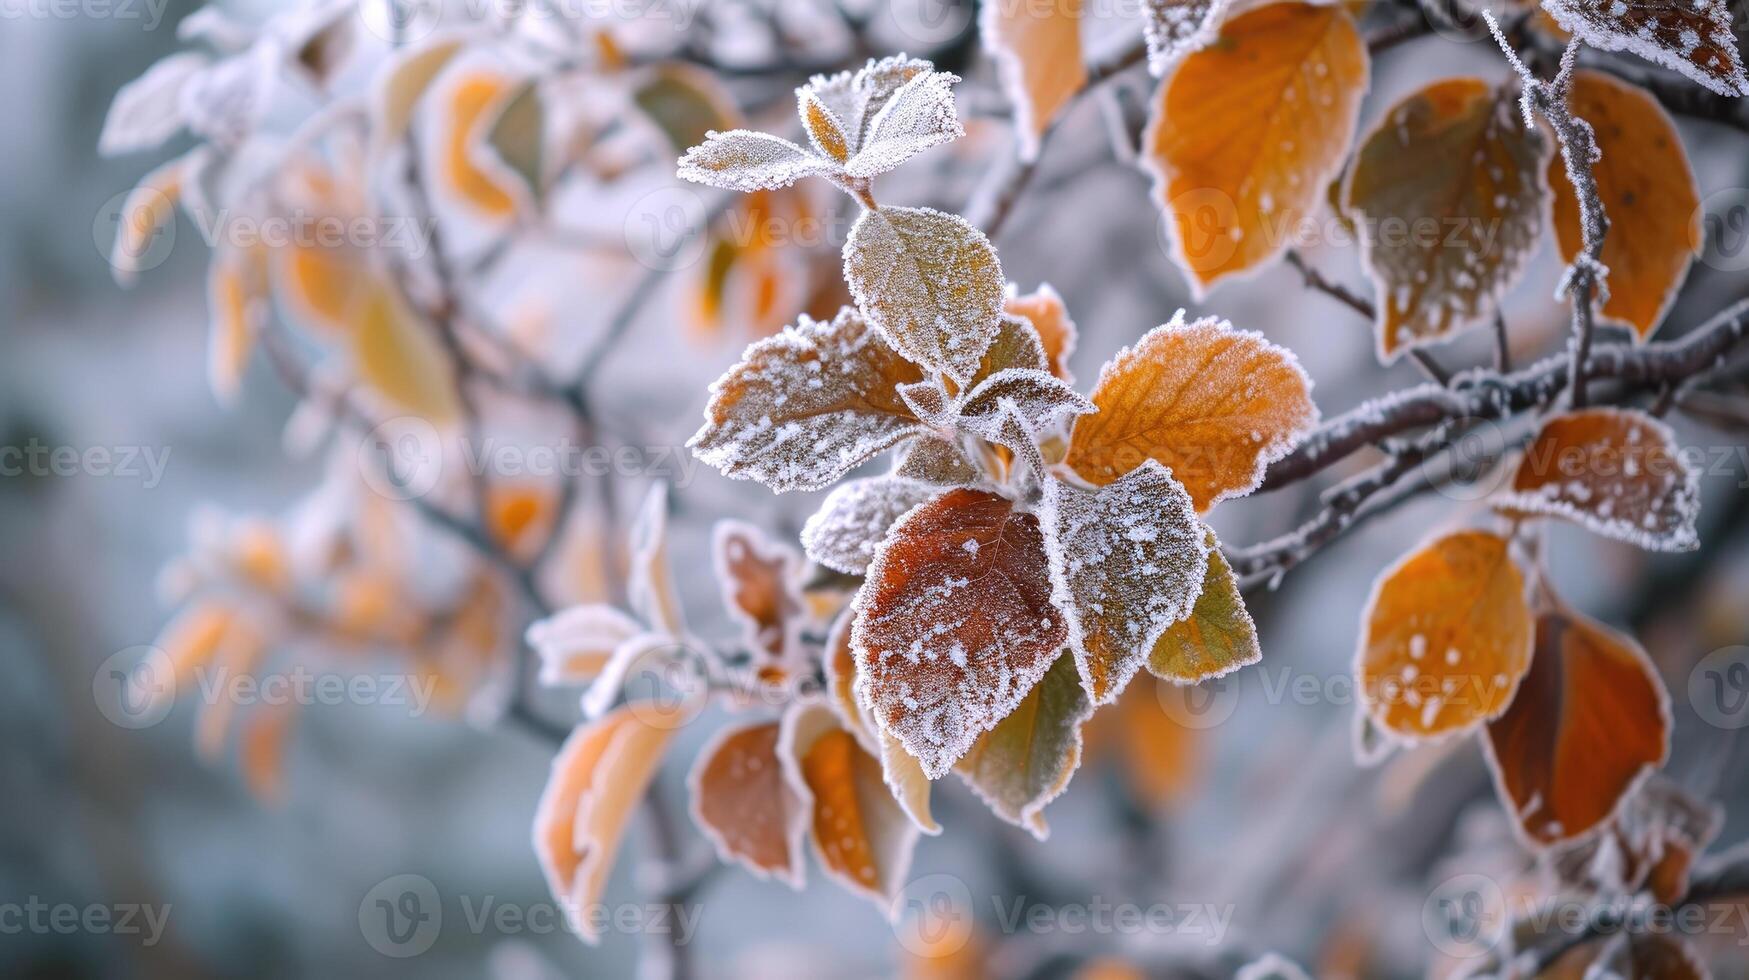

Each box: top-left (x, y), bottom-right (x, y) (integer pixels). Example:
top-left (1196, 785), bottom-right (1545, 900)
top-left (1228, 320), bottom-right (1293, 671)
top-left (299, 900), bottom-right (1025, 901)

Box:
top-left (1344, 79), bottom-right (1549, 361)
top-left (1065, 313), bottom-right (1317, 512)
top-left (532, 708), bottom-right (675, 944)
top-left (1356, 530), bottom-right (1533, 741)
top-left (981, 0), bottom-right (1086, 161)
top-left (348, 279), bottom-right (459, 423)
top-left (1549, 70), bottom-right (1700, 339)
top-left (1143, 2), bottom-right (1368, 295)
top-left (1149, 529), bottom-right (1260, 682)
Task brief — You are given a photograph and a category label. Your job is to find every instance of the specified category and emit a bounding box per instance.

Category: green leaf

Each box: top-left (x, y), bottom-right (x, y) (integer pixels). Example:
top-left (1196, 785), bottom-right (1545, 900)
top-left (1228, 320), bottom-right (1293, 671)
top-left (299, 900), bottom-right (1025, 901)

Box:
top-left (486, 80), bottom-right (545, 206)
top-left (953, 652), bottom-right (1092, 840)
top-left (1148, 529), bottom-right (1260, 682)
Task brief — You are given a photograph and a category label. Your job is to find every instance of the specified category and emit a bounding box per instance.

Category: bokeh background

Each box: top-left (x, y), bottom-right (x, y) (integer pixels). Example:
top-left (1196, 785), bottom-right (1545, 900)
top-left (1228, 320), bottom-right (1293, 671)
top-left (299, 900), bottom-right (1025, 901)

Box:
top-left (5, 1), bottom-right (1749, 977)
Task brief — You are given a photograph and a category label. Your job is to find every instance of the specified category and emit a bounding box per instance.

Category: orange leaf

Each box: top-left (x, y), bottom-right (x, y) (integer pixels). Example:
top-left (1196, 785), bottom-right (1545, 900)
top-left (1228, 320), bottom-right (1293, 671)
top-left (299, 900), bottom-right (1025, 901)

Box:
top-left (1548, 71), bottom-right (1700, 340)
top-left (439, 70), bottom-right (518, 219)
top-left (980, 0), bottom-right (1086, 161)
top-left (1498, 408), bottom-right (1699, 552)
top-left (347, 278), bottom-right (460, 423)
top-left (1356, 530), bottom-right (1533, 741)
top-left (852, 488), bottom-right (1066, 778)
top-left (1143, 2), bottom-right (1368, 295)
top-left (1345, 79), bottom-right (1549, 361)
top-left (532, 707), bottom-right (675, 944)
top-left (1485, 603), bottom-right (1670, 845)
top-left (1002, 283), bottom-right (1078, 383)
top-left (1064, 313), bottom-right (1317, 512)
top-left (109, 155), bottom-right (184, 287)
top-left (687, 720), bottom-right (807, 886)
top-left (779, 701), bottom-right (919, 908)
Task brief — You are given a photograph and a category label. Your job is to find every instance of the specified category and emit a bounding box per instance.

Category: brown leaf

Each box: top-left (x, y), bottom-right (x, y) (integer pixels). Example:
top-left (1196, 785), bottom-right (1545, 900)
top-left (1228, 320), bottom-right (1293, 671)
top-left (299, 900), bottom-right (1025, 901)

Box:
top-left (1498, 408), bottom-right (1700, 551)
top-left (1065, 313), bottom-right (1317, 512)
top-left (1356, 530), bottom-right (1533, 741)
top-left (1002, 283), bottom-right (1078, 382)
top-left (1484, 603), bottom-right (1670, 845)
top-left (1144, 2), bottom-right (1368, 295)
top-left (713, 520), bottom-right (807, 663)
top-left (1549, 71), bottom-right (1701, 339)
top-left (1543, 0), bottom-right (1748, 96)
top-left (852, 488), bottom-right (1066, 777)
top-left (688, 720), bottom-right (807, 886)
top-left (689, 307), bottom-right (928, 492)
top-left (1345, 79), bottom-right (1549, 361)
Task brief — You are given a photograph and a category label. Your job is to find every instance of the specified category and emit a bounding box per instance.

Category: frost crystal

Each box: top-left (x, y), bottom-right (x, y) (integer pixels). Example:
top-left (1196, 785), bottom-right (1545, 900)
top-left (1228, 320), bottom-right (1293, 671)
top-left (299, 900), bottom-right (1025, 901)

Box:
top-left (956, 368), bottom-right (1095, 447)
top-left (1041, 461), bottom-right (1210, 704)
top-left (893, 436), bottom-right (983, 487)
top-left (843, 68), bottom-right (965, 179)
top-left (801, 477), bottom-right (942, 575)
top-left (843, 206), bottom-right (1004, 384)
top-left (1142, 0), bottom-right (1228, 76)
top-left (689, 307), bottom-right (928, 493)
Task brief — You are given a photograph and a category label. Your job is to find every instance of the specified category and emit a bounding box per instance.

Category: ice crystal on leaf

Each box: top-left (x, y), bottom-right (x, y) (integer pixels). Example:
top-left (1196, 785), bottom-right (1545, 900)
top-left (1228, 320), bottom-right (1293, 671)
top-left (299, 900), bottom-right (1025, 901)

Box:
top-left (893, 436), bottom-right (984, 487)
top-left (802, 477), bottom-right (942, 575)
top-left (1142, 0), bottom-right (1229, 76)
top-left (843, 64), bottom-right (965, 178)
top-left (712, 520), bottom-right (809, 663)
top-left (1041, 461), bottom-right (1210, 705)
top-left (843, 206), bottom-right (1005, 385)
top-left (689, 308), bottom-right (928, 493)
top-left (1148, 529), bottom-right (1260, 683)
top-left (956, 368), bottom-right (1095, 448)
top-left (953, 651), bottom-right (1091, 839)
top-left (676, 130), bottom-right (840, 192)
top-left (1542, 0), bottom-right (1749, 96)
top-left (852, 488), bottom-right (1066, 779)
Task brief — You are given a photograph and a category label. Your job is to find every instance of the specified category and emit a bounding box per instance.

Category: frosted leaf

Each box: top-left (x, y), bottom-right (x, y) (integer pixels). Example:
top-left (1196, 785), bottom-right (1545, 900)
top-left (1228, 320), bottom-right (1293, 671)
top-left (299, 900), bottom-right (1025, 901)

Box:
top-left (713, 520), bottom-right (808, 663)
top-left (177, 47), bottom-right (274, 149)
top-left (1003, 284), bottom-right (1078, 383)
top-left (893, 435), bottom-right (983, 486)
top-left (843, 67), bottom-right (965, 178)
top-left (778, 700), bottom-right (920, 908)
top-left (973, 312), bottom-right (1050, 385)
top-left (1142, 0), bottom-right (1228, 75)
top-left (1543, 0), bottom-right (1749, 96)
top-left (802, 477), bottom-right (942, 575)
top-left (1344, 79), bottom-right (1550, 362)
top-left (953, 651), bottom-right (1091, 840)
top-left (687, 720), bottom-right (808, 888)
top-left (1041, 462), bottom-right (1210, 704)
top-left (100, 51), bottom-right (209, 155)
top-left (874, 725), bottom-right (940, 835)
top-left (579, 633), bottom-right (676, 719)
top-left (1064, 312), bottom-right (1318, 513)
top-left (1148, 528), bottom-right (1260, 683)
top-left (1495, 408), bottom-right (1700, 551)
top-left (627, 483), bottom-right (686, 635)
top-left (843, 206), bottom-right (1004, 384)
top-left (689, 307), bottom-right (928, 493)
top-left (851, 488), bottom-right (1067, 778)
top-left (896, 379), bottom-right (956, 428)
top-left (677, 130), bottom-right (840, 192)
top-left (525, 604), bottom-right (645, 686)
top-left (799, 54), bottom-right (937, 157)
top-left (956, 368), bottom-right (1094, 447)
top-left (980, 0), bottom-right (1086, 161)
top-left (798, 89), bottom-right (851, 162)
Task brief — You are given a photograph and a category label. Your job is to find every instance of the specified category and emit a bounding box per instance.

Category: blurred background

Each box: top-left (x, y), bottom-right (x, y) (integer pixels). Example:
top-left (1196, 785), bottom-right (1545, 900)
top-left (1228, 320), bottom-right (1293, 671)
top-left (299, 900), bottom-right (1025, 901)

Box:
top-left (4, 1), bottom-right (1749, 977)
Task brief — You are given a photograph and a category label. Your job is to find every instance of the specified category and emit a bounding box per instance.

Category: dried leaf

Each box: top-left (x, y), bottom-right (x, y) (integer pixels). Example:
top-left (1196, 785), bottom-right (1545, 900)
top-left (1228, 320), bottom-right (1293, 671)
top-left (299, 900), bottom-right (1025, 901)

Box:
top-left (1549, 71), bottom-right (1701, 340)
top-left (532, 708), bottom-right (675, 944)
top-left (981, 0), bottom-right (1087, 161)
top-left (437, 70), bottom-right (519, 219)
top-left (876, 726), bottom-right (940, 835)
top-left (1064, 313), bottom-right (1317, 512)
top-left (803, 477), bottom-right (942, 575)
top-left (1144, 2), bottom-right (1368, 295)
top-left (779, 701), bottom-right (919, 908)
top-left (972, 313), bottom-right (1050, 386)
top-left (1149, 529), bottom-right (1260, 683)
top-left (677, 130), bottom-right (839, 192)
top-left (526, 604), bottom-right (645, 686)
top-left (852, 488), bottom-right (1066, 778)
top-left (1344, 79), bottom-right (1549, 361)
top-left (1497, 408), bottom-right (1700, 552)
top-left (1484, 603), bottom-right (1670, 846)
top-left (954, 651), bottom-right (1091, 839)
top-left (689, 308), bottom-right (929, 492)
top-left (713, 520), bottom-right (807, 662)
top-left (1043, 462), bottom-right (1209, 704)
top-left (1543, 0), bottom-right (1749, 96)
top-left (99, 51), bottom-right (207, 155)
top-left (1356, 530), bottom-right (1534, 741)
top-left (843, 206), bottom-right (1004, 384)
top-left (1142, 0), bottom-right (1228, 74)
top-left (628, 483), bottom-right (687, 636)
top-left (688, 720), bottom-right (807, 887)
top-left (1003, 284), bottom-right (1078, 383)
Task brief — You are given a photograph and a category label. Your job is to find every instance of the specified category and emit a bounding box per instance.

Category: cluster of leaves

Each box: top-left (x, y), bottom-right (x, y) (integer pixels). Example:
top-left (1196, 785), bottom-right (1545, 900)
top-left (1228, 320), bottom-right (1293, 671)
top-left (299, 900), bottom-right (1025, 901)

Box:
top-left (523, 55), bottom-right (1320, 920)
